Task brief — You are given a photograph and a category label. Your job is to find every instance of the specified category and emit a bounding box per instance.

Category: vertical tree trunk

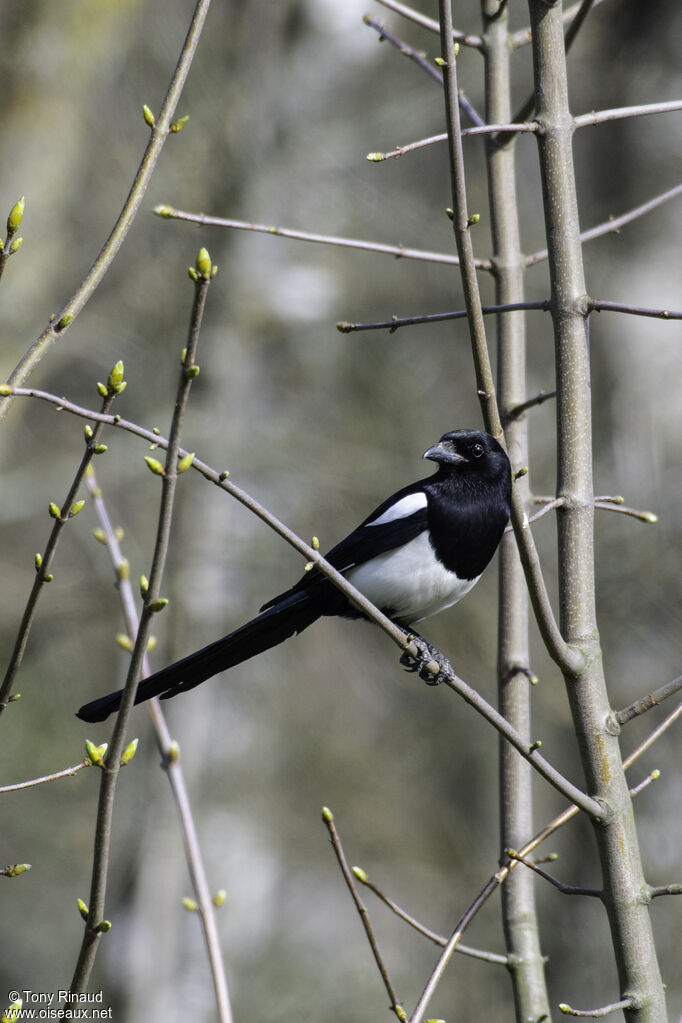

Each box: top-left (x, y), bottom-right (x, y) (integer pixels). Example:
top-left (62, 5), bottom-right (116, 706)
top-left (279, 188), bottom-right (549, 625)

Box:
top-left (481, 2), bottom-right (552, 1018)
top-left (527, 3), bottom-right (667, 1019)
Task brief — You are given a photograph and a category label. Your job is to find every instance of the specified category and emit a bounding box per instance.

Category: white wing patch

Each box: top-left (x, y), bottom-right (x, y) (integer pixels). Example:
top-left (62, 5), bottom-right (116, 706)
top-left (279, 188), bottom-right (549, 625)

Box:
top-left (365, 491), bottom-right (428, 527)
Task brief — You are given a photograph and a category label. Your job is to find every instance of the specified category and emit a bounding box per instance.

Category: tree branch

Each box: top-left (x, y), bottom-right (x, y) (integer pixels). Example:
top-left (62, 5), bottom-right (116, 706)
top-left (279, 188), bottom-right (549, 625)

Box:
top-left (0, 760), bottom-right (90, 794)
top-left (322, 809), bottom-right (403, 1018)
top-left (616, 676), bottom-right (682, 726)
top-left (153, 205), bottom-right (467, 267)
top-left (0, 0), bottom-right (211, 424)
top-left (525, 182), bottom-right (682, 266)
top-left (84, 466), bottom-right (233, 1022)
top-left (372, 0), bottom-right (484, 49)
top-left (70, 256), bottom-right (214, 994)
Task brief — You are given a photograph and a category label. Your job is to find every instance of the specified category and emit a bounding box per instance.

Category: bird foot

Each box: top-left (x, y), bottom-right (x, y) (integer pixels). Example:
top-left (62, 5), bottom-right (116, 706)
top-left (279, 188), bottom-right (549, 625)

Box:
top-left (400, 634), bottom-right (453, 687)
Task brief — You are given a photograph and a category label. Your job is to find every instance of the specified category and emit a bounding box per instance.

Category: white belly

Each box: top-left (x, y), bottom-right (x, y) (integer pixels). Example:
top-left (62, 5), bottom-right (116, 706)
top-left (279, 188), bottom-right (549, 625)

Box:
top-left (345, 531), bottom-right (479, 625)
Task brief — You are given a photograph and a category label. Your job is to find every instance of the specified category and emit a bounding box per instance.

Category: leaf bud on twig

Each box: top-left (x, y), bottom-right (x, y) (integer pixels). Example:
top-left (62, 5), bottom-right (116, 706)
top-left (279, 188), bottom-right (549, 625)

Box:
top-left (142, 104), bottom-right (155, 127)
top-left (85, 739), bottom-right (108, 767)
top-left (115, 633), bottom-right (134, 653)
top-left (177, 452), bottom-right (195, 473)
top-left (120, 738), bottom-right (139, 765)
top-left (149, 597), bottom-right (169, 613)
top-left (77, 898), bottom-right (89, 920)
top-left (49, 502), bottom-right (61, 520)
top-left (7, 196), bottom-right (24, 234)
top-left (144, 456), bottom-right (165, 476)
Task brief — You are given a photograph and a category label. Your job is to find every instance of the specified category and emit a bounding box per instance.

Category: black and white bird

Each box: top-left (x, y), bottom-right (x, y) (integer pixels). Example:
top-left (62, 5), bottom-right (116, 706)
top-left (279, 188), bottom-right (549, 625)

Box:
top-left (77, 429), bottom-right (511, 723)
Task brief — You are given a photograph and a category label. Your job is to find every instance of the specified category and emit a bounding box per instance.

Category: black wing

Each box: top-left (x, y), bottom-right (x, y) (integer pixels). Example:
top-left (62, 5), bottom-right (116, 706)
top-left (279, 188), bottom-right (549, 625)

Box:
top-left (261, 481), bottom-right (431, 615)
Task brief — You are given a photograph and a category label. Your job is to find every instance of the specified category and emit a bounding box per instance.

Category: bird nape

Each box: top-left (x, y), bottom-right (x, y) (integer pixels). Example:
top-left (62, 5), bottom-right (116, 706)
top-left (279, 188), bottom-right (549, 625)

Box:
top-left (77, 430), bottom-right (511, 723)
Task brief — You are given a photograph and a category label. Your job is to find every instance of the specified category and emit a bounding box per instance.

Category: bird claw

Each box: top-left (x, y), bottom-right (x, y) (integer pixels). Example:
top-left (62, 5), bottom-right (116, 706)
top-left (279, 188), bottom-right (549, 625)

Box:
top-left (400, 637), bottom-right (452, 687)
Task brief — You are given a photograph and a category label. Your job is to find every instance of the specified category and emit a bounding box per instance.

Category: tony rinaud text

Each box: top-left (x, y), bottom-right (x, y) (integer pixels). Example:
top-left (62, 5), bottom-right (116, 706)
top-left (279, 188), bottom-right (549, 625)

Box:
top-left (18, 993), bottom-right (104, 1004)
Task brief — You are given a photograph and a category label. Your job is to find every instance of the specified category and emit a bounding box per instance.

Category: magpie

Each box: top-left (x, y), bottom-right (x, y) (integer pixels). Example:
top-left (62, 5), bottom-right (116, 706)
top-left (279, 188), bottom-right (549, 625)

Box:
top-left (77, 430), bottom-right (511, 723)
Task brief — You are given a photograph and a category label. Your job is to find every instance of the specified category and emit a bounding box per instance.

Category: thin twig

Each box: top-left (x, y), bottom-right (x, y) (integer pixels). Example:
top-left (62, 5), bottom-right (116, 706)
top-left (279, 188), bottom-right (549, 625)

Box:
top-left (574, 99), bottom-right (682, 129)
top-left (372, 99), bottom-right (682, 165)
top-left (338, 300), bottom-right (549, 333)
top-left (84, 467), bottom-right (233, 1022)
top-left (593, 500), bottom-right (658, 523)
top-left (372, 0), bottom-right (483, 49)
top-left (649, 884), bottom-right (682, 898)
top-left (628, 770), bottom-right (660, 799)
top-left (368, 121), bottom-right (537, 161)
top-left (0, 390), bottom-right (117, 715)
top-left (70, 258), bottom-right (214, 994)
top-left (558, 998), bottom-right (633, 1018)
top-left (363, 14), bottom-right (485, 126)
top-left (322, 809), bottom-right (403, 1017)
top-left (0, 0), bottom-right (211, 424)
top-left (0, 760), bottom-right (90, 794)
top-left (357, 871), bottom-right (508, 964)
top-left (588, 299), bottom-right (682, 320)
top-left (525, 182), bottom-right (682, 266)
top-left (440, 669), bottom-right (600, 816)
top-left (153, 205), bottom-right (471, 267)
top-left (617, 676), bottom-right (682, 726)
top-left (506, 849), bottom-right (600, 896)
top-left (505, 389), bottom-right (557, 421)
top-left (409, 874), bottom-right (499, 1023)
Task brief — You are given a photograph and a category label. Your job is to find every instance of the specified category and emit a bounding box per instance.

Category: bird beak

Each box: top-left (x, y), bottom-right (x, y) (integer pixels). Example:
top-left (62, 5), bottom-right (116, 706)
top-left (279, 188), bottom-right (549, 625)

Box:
top-left (423, 440), bottom-right (465, 464)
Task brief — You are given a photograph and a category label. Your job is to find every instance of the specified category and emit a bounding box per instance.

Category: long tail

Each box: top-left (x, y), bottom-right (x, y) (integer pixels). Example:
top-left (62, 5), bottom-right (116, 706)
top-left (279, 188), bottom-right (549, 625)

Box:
top-left (76, 593), bottom-right (319, 723)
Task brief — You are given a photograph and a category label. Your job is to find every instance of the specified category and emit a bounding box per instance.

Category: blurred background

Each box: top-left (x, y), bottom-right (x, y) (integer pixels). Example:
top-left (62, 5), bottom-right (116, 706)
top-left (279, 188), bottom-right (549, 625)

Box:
top-left (0, 0), bottom-right (680, 1019)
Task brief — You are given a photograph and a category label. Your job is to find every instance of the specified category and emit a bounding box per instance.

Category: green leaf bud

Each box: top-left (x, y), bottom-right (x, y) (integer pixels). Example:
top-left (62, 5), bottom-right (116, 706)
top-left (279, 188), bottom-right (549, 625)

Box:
top-left (56, 313), bottom-right (73, 331)
top-left (171, 114), bottom-right (189, 133)
top-left (312, 536), bottom-right (320, 550)
top-left (187, 266), bottom-right (199, 282)
top-left (7, 196), bottom-right (24, 233)
top-left (167, 740), bottom-right (180, 763)
top-left (44, 573), bottom-right (53, 583)
top-left (35, 553), bottom-right (43, 571)
top-left (78, 898), bottom-right (89, 920)
top-left (142, 104), bottom-right (155, 127)
top-left (115, 633), bottom-right (133, 653)
top-left (365, 152), bottom-right (383, 162)
top-left (107, 360), bottom-right (125, 393)
top-left (195, 247), bottom-right (212, 279)
top-left (321, 806), bottom-right (333, 823)
top-left (120, 737), bottom-right (139, 765)
top-left (219, 470), bottom-right (230, 481)
top-left (177, 452), bottom-right (195, 472)
top-left (3, 863), bottom-right (31, 877)
top-left (96, 382), bottom-right (108, 397)
top-left (93, 527), bottom-right (107, 545)
top-left (153, 204), bottom-right (175, 218)
top-left (351, 865), bottom-right (368, 883)
top-left (85, 739), bottom-right (108, 766)
top-left (149, 597), bottom-right (168, 613)
top-left (94, 444), bottom-right (108, 455)
top-left (146, 635), bottom-right (157, 652)
top-left (117, 557), bottom-right (130, 581)
top-left (84, 424), bottom-right (93, 439)
top-left (184, 364), bottom-right (200, 379)
top-left (0, 384), bottom-right (13, 396)
top-left (70, 500), bottom-right (85, 517)
top-left (8, 693), bottom-right (21, 703)
top-left (49, 502), bottom-right (61, 520)
top-left (212, 889), bottom-right (227, 908)
top-left (144, 456), bottom-right (165, 476)
top-left (434, 56), bottom-right (446, 67)
top-left (182, 897), bottom-right (198, 912)
top-left (97, 919), bottom-right (112, 933)
top-left (140, 575), bottom-right (149, 595)
top-left (114, 526), bottom-right (125, 541)
top-left (10, 236), bottom-right (23, 253)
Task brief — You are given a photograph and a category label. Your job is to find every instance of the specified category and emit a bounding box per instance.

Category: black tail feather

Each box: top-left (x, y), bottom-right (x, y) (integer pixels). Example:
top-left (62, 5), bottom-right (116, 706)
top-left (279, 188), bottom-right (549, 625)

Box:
top-left (76, 593), bottom-right (319, 723)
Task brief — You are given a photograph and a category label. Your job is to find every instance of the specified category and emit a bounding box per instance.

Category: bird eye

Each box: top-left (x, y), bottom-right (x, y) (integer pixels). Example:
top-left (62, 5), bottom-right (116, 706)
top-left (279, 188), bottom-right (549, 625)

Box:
top-left (472, 443), bottom-right (484, 458)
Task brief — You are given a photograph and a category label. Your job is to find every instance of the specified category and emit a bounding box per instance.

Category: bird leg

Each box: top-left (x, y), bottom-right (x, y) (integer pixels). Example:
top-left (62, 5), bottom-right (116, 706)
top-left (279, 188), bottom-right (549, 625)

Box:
top-left (399, 629), bottom-right (453, 686)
